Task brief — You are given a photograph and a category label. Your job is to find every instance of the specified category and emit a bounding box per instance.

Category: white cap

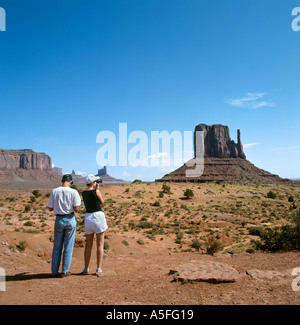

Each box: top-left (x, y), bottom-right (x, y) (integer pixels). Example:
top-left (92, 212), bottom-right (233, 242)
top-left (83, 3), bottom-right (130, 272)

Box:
top-left (85, 174), bottom-right (100, 184)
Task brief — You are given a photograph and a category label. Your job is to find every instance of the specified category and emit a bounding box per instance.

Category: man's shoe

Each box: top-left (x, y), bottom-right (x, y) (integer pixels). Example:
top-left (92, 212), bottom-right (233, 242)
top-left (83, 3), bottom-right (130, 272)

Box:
top-left (60, 272), bottom-right (71, 278)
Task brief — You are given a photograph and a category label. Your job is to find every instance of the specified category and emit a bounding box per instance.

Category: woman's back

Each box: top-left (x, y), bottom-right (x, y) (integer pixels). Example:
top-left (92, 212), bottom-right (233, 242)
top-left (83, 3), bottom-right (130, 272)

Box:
top-left (82, 189), bottom-right (102, 213)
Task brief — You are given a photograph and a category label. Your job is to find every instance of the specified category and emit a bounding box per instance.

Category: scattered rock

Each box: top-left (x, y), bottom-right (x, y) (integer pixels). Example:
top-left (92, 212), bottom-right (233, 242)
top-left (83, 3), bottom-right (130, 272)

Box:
top-left (170, 259), bottom-right (241, 283)
top-left (246, 269), bottom-right (286, 280)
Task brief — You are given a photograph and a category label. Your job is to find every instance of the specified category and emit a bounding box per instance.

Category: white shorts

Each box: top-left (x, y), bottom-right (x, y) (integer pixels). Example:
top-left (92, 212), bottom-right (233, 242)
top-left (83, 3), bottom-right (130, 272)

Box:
top-left (84, 211), bottom-right (108, 234)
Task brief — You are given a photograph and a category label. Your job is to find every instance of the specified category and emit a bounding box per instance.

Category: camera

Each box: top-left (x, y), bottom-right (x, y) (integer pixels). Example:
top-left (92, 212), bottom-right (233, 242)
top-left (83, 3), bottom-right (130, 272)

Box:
top-left (96, 179), bottom-right (102, 184)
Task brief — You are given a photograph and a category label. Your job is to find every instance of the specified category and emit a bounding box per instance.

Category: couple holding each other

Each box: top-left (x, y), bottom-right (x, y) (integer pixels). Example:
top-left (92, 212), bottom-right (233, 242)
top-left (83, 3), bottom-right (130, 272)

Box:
top-left (48, 173), bottom-right (108, 277)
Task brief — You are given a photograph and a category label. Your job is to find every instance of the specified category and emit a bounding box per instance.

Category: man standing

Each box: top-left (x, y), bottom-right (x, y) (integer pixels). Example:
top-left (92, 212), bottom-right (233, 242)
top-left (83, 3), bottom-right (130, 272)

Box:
top-left (48, 174), bottom-right (81, 277)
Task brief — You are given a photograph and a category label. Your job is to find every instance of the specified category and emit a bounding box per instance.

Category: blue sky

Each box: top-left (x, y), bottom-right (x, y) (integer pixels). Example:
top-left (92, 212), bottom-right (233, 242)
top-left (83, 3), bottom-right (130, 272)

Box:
top-left (0, 0), bottom-right (299, 181)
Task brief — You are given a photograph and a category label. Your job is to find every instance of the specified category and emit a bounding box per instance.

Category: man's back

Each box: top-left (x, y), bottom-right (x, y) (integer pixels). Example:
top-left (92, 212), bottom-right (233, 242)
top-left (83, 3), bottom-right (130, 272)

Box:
top-left (48, 186), bottom-right (81, 215)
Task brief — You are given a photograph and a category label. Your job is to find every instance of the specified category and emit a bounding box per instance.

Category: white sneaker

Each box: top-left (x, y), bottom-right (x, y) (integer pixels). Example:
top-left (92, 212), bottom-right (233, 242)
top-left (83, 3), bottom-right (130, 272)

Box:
top-left (96, 268), bottom-right (102, 273)
top-left (82, 267), bottom-right (89, 275)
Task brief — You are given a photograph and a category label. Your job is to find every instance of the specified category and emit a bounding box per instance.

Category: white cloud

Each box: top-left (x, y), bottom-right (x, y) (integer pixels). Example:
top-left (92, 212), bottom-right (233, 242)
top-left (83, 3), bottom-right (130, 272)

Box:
top-left (243, 143), bottom-right (261, 149)
top-left (147, 152), bottom-right (168, 159)
top-left (76, 171), bottom-right (87, 176)
top-left (226, 92), bottom-right (274, 109)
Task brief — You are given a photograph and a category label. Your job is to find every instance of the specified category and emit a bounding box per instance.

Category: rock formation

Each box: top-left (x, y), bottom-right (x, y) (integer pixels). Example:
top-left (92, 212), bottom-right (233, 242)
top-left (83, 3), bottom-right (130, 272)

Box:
top-left (0, 149), bottom-right (52, 170)
top-left (52, 167), bottom-right (63, 176)
top-left (96, 166), bottom-right (128, 184)
top-left (194, 124), bottom-right (246, 159)
top-left (0, 149), bottom-right (61, 183)
top-left (157, 124), bottom-right (297, 184)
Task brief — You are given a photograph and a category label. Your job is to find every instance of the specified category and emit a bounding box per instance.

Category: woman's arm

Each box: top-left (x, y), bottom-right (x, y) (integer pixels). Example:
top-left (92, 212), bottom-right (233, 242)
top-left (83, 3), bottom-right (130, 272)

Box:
top-left (96, 189), bottom-right (104, 206)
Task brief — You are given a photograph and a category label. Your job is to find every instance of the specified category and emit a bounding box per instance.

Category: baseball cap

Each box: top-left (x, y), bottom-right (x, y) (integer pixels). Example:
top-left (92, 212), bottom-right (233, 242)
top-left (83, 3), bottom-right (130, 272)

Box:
top-left (85, 174), bottom-right (100, 184)
top-left (62, 174), bottom-right (73, 182)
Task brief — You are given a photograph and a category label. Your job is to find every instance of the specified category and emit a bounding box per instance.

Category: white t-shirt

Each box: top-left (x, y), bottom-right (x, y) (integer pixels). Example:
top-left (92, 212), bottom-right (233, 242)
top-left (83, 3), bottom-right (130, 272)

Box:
top-left (48, 186), bottom-right (81, 215)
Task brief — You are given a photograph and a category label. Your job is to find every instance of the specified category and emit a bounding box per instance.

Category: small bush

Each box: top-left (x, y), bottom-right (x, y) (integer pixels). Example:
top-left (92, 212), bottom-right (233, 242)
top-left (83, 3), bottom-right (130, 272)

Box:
top-left (205, 237), bottom-right (224, 255)
top-left (288, 196), bottom-right (295, 203)
top-left (137, 238), bottom-right (144, 245)
top-left (248, 227), bottom-right (265, 237)
top-left (255, 211), bottom-right (300, 251)
top-left (184, 189), bottom-right (194, 199)
top-left (267, 191), bottom-right (276, 199)
top-left (122, 240), bottom-right (129, 246)
top-left (24, 205), bottom-right (31, 212)
top-left (190, 239), bottom-right (202, 251)
top-left (17, 241), bottom-right (27, 252)
top-left (104, 241), bottom-right (110, 250)
top-left (132, 179), bottom-right (142, 184)
top-left (23, 221), bottom-right (34, 226)
top-left (162, 184), bottom-right (171, 194)
top-left (152, 201), bottom-right (161, 207)
top-left (32, 190), bottom-right (41, 198)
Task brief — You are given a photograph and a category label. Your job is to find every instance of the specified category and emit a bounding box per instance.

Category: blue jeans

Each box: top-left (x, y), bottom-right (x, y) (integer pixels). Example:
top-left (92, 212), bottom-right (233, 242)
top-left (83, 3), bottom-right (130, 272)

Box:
top-left (51, 215), bottom-right (77, 274)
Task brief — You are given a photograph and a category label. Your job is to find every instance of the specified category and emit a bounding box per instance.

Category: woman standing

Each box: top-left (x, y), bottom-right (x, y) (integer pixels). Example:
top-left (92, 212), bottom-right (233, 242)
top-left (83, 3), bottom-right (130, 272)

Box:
top-left (81, 174), bottom-right (108, 275)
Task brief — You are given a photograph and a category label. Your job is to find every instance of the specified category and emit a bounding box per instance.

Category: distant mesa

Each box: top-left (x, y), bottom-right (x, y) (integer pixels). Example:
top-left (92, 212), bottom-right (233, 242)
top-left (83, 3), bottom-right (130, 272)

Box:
top-left (52, 165), bottom-right (128, 184)
top-left (0, 149), bottom-right (61, 183)
top-left (157, 124), bottom-right (298, 185)
top-left (95, 166), bottom-right (128, 184)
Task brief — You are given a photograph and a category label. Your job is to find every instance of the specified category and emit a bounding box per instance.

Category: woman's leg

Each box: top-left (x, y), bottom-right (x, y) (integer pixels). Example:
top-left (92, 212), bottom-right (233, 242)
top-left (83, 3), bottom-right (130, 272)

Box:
top-left (96, 232), bottom-right (105, 270)
top-left (84, 233), bottom-right (94, 269)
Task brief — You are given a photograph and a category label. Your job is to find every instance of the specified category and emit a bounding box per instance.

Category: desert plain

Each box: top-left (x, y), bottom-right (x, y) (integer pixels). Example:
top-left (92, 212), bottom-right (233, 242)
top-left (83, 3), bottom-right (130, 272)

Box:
top-left (0, 181), bottom-right (300, 305)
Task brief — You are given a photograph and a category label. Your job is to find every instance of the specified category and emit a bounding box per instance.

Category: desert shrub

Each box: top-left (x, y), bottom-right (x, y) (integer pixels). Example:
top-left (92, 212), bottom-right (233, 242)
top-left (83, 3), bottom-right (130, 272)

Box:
top-left (138, 221), bottom-right (155, 229)
top-left (17, 241), bottom-right (27, 252)
top-left (137, 238), bottom-right (144, 245)
top-left (23, 220), bottom-right (33, 226)
top-left (288, 196), bottom-right (295, 202)
top-left (175, 232), bottom-right (184, 244)
top-left (255, 211), bottom-right (300, 251)
top-left (158, 191), bottom-right (164, 198)
top-left (162, 184), bottom-right (171, 194)
top-left (164, 209), bottom-right (173, 217)
top-left (205, 236), bottom-right (224, 255)
top-left (104, 241), bottom-right (110, 250)
top-left (24, 204), bottom-right (31, 212)
top-left (152, 201), bottom-right (161, 207)
top-left (248, 226), bottom-right (265, 237)
top-left (132, 179), bottom-right (142, 184)
top-left (6, 197), bottom-right (16, 202)
top-left (190, 239), bottom-right (202, 251)
top-left (184, 189), bottom-right (194, 199)
top-left (122, 240), bottom-right (129, 246)
top-left (267, 191), bottom-right (276, 199)
top-left (128, 220), bottom-right (136, 229)
top-left (32, 190), bottom-right (41, 198)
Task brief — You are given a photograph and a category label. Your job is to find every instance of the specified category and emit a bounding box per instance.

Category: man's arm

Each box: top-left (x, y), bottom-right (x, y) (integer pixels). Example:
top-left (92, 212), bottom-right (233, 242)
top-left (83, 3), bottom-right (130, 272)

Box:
top-left (73, 190), bottom-right (81, 214)
top-left (48, 191), bottom-right (54, 212)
